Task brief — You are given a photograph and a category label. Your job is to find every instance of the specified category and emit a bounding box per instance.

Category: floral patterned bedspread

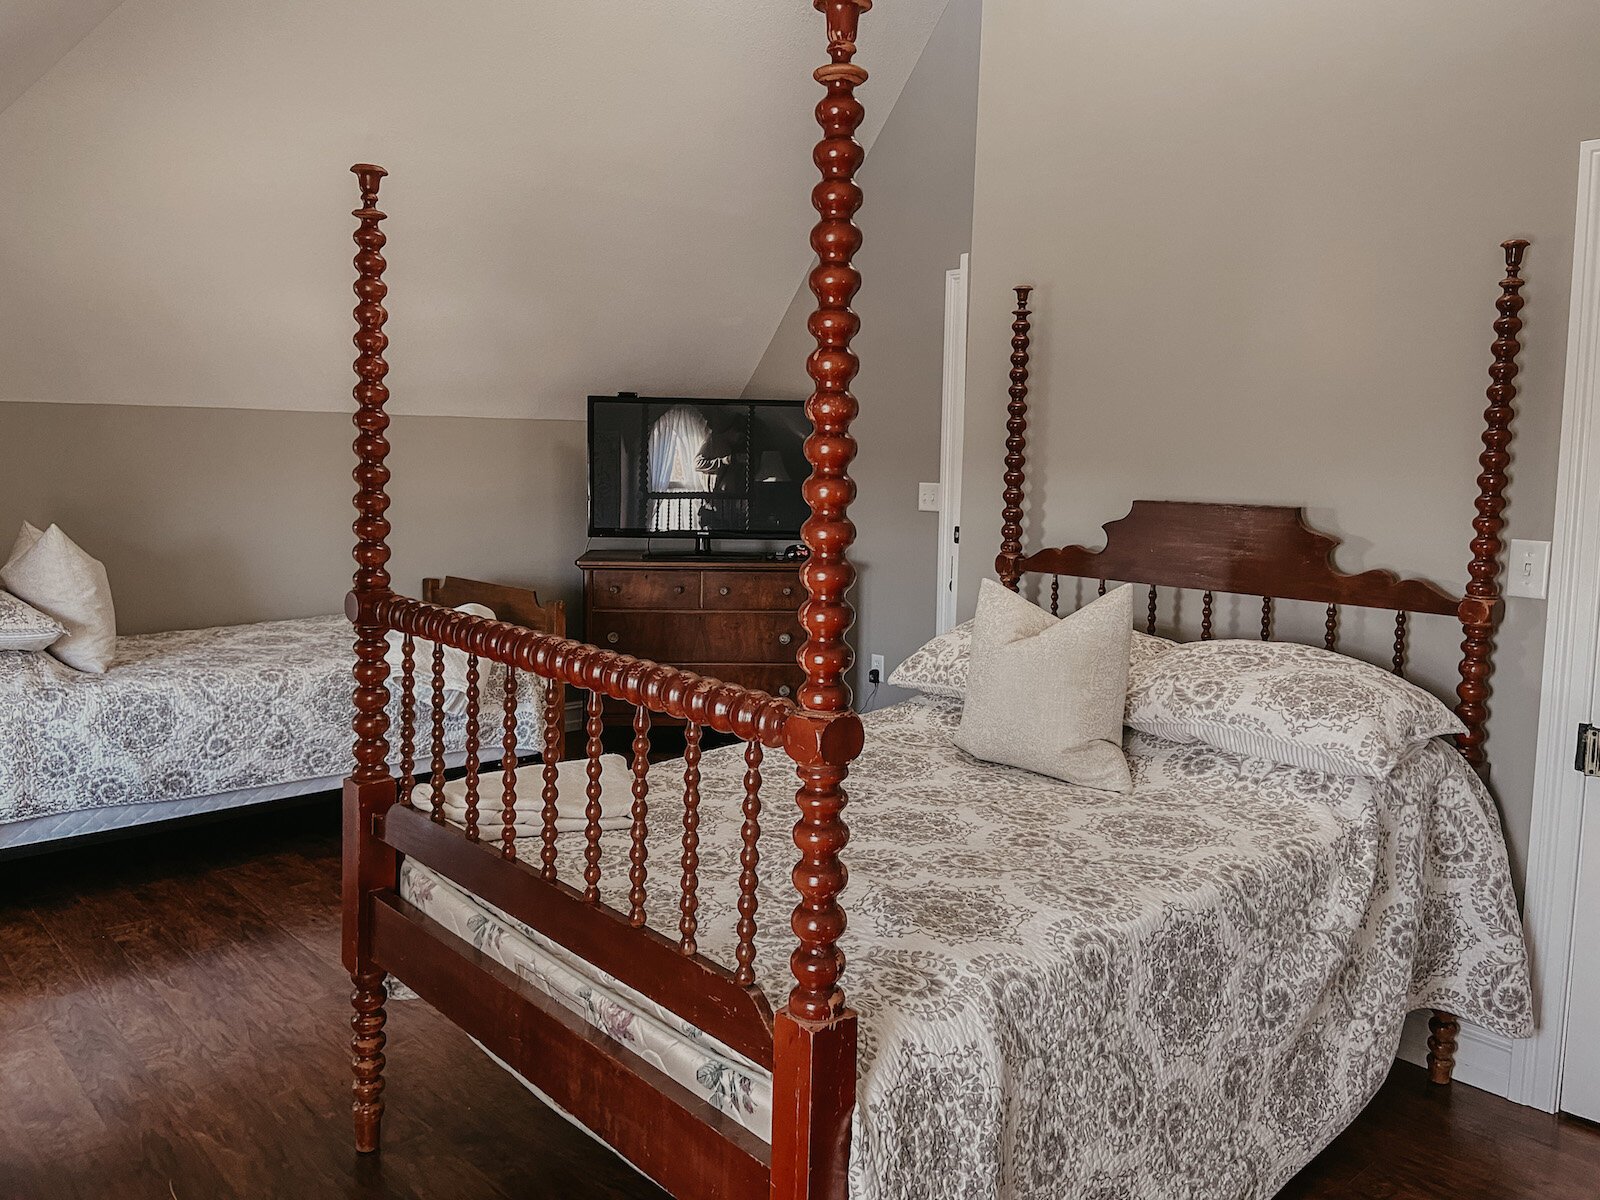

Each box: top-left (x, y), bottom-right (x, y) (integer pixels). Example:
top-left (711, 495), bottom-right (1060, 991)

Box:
top-left (418, 692), bottom-right (1530, 1199)
top-left (0, 616), bottom-right (545, 826)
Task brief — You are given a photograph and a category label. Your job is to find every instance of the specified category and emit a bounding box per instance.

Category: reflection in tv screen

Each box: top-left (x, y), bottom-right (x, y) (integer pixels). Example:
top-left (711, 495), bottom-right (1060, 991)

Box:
top-left (589, 396), bottom-right (810, 539)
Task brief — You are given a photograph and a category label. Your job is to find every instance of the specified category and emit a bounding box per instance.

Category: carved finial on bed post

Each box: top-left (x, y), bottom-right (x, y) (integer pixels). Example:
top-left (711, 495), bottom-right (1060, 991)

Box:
top-left (774, 5), bottom-right (870, 1198)
top-left (997, 285), bottom-right (1034, 591)
top-left (344, 162), bottom-right (396, 1156)
top-left (1454, 238), bottom-right (1528, 774)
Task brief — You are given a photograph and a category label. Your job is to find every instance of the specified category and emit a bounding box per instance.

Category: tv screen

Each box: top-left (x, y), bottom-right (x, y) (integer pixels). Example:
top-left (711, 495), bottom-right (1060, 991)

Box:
top-left (588, 395), bottom-right (810, 540)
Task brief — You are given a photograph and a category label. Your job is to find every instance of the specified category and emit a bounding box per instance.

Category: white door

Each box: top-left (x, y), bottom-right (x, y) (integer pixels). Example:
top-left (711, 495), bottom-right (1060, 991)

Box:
top-left (935, 254), bottom-right (970, 634)
top-left (1565, 769), bottom-right (1600, 1119)
top-left (1525, 139), bottom-right (1600, 1119)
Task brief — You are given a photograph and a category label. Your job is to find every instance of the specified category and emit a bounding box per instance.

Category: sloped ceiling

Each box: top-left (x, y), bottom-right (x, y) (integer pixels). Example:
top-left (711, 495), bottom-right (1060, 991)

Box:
top-left (0, 0), bottom-right (948, 418)
top-left (0, 0), bottom-right (126, 113)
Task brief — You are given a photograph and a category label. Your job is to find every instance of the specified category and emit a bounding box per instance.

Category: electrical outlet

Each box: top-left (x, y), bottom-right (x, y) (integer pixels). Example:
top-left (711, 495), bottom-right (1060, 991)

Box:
top-left (868, 653), bottom-right (885, 684)
top-left (917, 482), bottom-right (941, 512)
top-left (1506, 539), bottom-right (1551, 599)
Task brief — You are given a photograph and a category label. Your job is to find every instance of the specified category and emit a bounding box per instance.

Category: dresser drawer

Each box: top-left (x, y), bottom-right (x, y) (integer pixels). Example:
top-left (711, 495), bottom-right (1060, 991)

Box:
top-left (588, 611), bottom-right (799, 663)
top-left (590, 569), bottom-right (698, 610)
top-left (702, 570), bottom-right (802, 611)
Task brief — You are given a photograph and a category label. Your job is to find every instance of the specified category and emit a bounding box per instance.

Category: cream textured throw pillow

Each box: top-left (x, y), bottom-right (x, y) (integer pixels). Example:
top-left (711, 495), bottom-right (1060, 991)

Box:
top-left (1, 524), bottom-right (117, 673)
top-left (955, 579), bottom-right (1134, 791)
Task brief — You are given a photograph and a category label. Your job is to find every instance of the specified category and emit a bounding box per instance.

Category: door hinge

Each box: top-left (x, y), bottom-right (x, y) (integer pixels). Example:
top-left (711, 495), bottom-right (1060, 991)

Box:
top-left (953, 524), bottom-right (960, 545)
top-left (1576, 722), bottom-right (1600, 776)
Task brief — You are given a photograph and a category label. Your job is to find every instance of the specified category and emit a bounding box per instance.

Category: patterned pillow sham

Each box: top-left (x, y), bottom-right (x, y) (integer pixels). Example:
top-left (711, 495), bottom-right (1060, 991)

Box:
top-left (888, 620), bottom-right (972, 697)
top-left (891, 617), bottom-right (1174, 700)
top-left (1125, 638), bottom-right (1465, 778)
top-left (0, 589), bottom-right (65, 652)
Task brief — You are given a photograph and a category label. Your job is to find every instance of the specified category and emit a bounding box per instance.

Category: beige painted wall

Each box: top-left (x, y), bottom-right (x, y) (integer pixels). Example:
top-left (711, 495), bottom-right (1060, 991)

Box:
top-left (746, 0), bottom-right (982, 701)
top-left (0, 402), bottom-right (587, 634)
top-left (962, 0), bottom-right (1600, 890)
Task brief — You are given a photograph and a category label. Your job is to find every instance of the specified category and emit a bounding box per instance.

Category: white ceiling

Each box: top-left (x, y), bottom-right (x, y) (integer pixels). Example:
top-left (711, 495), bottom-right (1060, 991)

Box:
top-left (0, 0), bottom-right (948, 418)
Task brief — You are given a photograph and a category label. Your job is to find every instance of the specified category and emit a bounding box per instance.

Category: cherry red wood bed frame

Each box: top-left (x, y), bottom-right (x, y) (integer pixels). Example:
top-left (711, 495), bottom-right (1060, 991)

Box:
top-left (338, 0), bottom-right (1528, 1184)
top-left (341, 5), bottom-right (872, 1197)
top-left (993, 239), bottom-right (1530, 1089)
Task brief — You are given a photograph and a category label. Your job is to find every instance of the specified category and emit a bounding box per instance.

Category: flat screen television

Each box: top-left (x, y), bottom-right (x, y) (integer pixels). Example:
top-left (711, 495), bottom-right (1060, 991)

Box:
top-left (588, 394), bottom-right (810, 552)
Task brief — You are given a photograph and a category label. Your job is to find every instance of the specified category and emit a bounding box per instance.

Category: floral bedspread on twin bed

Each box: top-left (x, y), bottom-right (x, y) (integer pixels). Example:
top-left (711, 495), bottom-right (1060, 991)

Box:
top-left (401, 692), bottom-right (1531, 1200)
top-left (0, 615), bottom-right (545, 827)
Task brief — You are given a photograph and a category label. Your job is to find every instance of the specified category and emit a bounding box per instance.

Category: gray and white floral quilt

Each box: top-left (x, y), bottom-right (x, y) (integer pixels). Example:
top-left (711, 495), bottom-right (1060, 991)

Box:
top-left (0, 616), bottom-right (545, 826)
top-left (408, 692), bottom-right (1531, 1199)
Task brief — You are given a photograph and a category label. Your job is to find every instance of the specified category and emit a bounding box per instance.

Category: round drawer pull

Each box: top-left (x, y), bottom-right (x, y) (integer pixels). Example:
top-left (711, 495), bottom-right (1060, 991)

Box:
top-left (778, 685), bottom-right (792, 698)
top-left (778, 633), bottom-right (792, 646)
top-left (719, 586), bottom-right (730, 596)
top-left (781, 586), bottom-right (794, 597)
top-left (606, 632), bottom-right (620, 645)
top-left (674, 584), bottom-right (686, 594)
top-left (607, 584), bottom-right (621, 594)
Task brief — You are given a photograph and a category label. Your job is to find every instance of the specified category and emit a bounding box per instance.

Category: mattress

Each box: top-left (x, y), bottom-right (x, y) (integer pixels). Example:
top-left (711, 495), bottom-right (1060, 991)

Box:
top-left (0, 615), bottom-right (546, 837)
top-left (397, 693), bottom-right (1532, 1200)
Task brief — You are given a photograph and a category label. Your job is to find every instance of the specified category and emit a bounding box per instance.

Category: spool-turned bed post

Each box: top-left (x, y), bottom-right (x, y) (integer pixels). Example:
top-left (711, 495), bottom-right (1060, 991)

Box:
top-left (772, 3), bottom-right (871, 1197)
top-left (997, 285), bottom-right (1033, 591)
top-left (1431, 236), bottom-right (1530, 1086)
top-left (342, 162), bottom-right (400, 1152)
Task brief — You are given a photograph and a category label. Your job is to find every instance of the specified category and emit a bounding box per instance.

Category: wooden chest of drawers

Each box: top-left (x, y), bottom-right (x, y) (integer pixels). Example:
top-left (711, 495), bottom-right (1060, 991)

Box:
top-left (578, 552), bottom-right (805, 722)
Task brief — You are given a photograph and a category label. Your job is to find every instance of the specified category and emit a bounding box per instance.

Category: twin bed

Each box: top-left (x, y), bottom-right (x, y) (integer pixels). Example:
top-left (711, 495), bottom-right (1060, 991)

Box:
top-left (338, 4), bottom-right (1533, 1197)
top-left (0, 577), bottom-right (558, 855)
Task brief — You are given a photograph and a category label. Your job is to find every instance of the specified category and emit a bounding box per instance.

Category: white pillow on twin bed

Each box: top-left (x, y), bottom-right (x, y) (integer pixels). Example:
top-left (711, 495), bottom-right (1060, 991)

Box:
top-left (1125, 638), bottom-right (1465, 779)
top-left (0, 523), bottom-right (117, 673)
top-left (0, 589), bottom-right (65, 652)
top-left (954, 579), bottom-right (1135, 792)
top-left (385, 602), bottom-right (499, 714)
top-left (891, 612), bottom-right (1173, 701)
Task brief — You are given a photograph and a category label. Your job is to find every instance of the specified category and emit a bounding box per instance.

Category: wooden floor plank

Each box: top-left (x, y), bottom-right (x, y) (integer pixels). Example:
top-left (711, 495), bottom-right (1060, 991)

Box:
top-left (1, 799), bottom-right (1596, 1198)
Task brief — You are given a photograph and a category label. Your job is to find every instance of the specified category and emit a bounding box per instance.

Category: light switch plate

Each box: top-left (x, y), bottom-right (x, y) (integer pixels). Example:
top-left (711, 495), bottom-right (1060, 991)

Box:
top-left (1506, 539), bottom-right (1551, 599)
top-left (917, 482), bottom-right (941, 512)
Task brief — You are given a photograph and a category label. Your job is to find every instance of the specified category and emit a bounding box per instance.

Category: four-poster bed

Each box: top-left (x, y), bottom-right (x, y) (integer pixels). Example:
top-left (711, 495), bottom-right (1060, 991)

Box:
top-left (337, 2), bottom-right (1531, 1194)
top-left (993, 240), bottom-right (1530, 1090)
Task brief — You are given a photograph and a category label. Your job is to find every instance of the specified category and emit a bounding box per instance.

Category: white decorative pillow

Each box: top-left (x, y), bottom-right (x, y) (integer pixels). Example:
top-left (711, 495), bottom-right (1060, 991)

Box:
top-left (955, 579), bottom-right (1134, 791)
top-left (892, 615), bottom-right (1173, 702)
top-left (0, 589), bottom-right (66, 652)
top-left (387, 602), bottom-right (492, 713)
top-left (1125, 639), bottom-right (1465, 779)
top-left (0, 524), bottom-right (117, 672)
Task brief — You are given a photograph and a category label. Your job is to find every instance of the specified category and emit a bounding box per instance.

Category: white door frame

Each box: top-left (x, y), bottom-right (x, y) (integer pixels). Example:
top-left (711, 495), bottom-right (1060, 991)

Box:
top-left (935, 254), bottom-right (970, 633)
top-left (1510, 138), bottom-right (1600, 1112)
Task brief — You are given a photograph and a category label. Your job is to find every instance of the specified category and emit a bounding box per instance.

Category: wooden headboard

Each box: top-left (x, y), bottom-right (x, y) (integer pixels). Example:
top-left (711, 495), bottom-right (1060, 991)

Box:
top-left (993, 239), bottom-right (1530, 772)
top-left (421, 576), bottom-right (565, 638)
top-left (421, 576), bottom-right (566, 758)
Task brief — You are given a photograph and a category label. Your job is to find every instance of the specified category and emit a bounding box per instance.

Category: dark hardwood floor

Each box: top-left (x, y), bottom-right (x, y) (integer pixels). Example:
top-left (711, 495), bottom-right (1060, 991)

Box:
top-left (2, 801), bottom-right (1596, 1199)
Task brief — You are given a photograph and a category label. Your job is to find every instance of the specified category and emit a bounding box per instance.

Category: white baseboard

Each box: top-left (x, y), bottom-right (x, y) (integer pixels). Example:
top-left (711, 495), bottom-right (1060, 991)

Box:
top-left (1395, 1010), bottom-right (1516, 1098)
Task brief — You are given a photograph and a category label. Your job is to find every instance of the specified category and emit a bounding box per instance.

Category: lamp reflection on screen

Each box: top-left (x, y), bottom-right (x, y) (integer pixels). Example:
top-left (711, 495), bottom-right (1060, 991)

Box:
top-left (756, 450), bottom-right (789, 483)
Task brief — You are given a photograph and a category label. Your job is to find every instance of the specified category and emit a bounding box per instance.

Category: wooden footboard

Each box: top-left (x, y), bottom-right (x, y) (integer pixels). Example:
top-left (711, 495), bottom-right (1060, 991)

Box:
top-left (340, 5), bottom-right (872, 1194)
top-left (346, 585), bottom-right (861, 1188)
